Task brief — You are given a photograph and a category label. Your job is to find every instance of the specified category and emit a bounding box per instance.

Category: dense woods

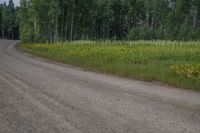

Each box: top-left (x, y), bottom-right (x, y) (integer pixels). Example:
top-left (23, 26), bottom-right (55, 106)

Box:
top-left (1, 0), bottom-right (200, 42)
top-left (0, 0), bottom-right (19, 39)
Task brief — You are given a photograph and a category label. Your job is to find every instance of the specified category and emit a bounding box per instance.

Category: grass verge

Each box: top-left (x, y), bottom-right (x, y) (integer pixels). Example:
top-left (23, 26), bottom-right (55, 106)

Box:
top-left (21, 41), bottom-right (200, 90)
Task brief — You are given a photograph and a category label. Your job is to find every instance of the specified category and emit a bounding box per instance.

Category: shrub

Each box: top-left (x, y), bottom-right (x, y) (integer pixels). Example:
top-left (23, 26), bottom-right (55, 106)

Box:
top-left (128, 27), bottom-right (155, 40)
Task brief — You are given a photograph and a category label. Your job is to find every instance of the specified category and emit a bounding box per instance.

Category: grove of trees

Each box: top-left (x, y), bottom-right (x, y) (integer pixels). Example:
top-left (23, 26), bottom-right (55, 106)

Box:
top-left (0, 0), bottom-right (19, 39)
top-left (1, 0), bottom-right (200, 42)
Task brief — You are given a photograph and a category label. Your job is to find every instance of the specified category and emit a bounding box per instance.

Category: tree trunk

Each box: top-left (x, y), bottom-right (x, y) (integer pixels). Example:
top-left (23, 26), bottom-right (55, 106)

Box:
top-left (70, 7), bottom-right (75, 41)
top-left (193, 7), bottom-right (198, 33)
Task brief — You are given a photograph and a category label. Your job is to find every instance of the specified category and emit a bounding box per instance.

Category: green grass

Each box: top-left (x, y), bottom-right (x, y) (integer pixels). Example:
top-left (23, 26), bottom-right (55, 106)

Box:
top-left (22, 41), bottom-right (200, 90)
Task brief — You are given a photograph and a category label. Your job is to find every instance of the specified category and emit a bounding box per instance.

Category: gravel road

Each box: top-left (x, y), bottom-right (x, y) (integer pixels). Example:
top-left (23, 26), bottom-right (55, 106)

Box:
top-left (0, 40), bottom-right (200, 133)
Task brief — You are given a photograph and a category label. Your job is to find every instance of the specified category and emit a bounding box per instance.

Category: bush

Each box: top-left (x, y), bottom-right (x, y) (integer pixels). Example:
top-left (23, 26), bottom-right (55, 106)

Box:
top-left (20, 22), bottom-right (45, 43)
top-left (20, 23), bottom-right (34, 43)
top-left (128, 27), bottom-right (141, 40)
top-left (128, 27), bottom-right (155, 40)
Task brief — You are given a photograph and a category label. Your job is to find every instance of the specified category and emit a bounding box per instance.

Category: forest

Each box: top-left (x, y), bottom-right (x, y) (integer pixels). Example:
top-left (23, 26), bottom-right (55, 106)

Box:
top-left (0, 0), bottom-right (19, 39)
top-left (0, 0), bottom-right (200, 42)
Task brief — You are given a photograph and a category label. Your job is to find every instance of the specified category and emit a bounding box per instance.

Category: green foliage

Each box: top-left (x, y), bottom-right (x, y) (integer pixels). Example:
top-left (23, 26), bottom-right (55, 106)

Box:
top-left (128, 27), bottom-right (141, 40)
top-left (128, 27), bottom-right (155, 40)
top-left (1, 0), bottom-right (200, 41)
top-left (20, 22), bottom-right (34, 43)
top-left (177, 24), bottom-right (192, 40)
top-left (20, 22), bottom-right (45, 43)
top-left (17, 0), bottom-right (200, 42)
top-left (0, 0), bottom-right (19, 39)
top-left (22, 41), bottom-right (200, 90)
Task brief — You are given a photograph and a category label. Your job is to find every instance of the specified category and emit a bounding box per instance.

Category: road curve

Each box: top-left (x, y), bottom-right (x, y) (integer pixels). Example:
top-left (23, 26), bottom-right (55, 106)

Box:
top-left (0, 40), bottom-right (200, 133)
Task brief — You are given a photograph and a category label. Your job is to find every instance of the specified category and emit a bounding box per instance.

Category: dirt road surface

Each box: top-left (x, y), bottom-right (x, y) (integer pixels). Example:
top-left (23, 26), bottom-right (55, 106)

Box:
top-left (0, 40), bottom-right (200, 133)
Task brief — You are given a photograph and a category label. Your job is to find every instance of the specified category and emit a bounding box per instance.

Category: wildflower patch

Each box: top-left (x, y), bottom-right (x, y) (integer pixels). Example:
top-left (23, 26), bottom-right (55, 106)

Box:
top-left (170, 64), bottom-right (200, 78)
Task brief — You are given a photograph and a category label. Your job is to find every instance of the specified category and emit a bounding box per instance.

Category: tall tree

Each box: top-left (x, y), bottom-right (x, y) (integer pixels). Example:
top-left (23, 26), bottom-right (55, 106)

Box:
top-left (17, 0), bottom-right (200, 42)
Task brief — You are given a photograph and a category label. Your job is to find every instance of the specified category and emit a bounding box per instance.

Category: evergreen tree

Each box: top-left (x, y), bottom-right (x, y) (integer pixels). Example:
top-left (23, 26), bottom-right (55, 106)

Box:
top-left (0, 0), bottom-right (19, 39)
